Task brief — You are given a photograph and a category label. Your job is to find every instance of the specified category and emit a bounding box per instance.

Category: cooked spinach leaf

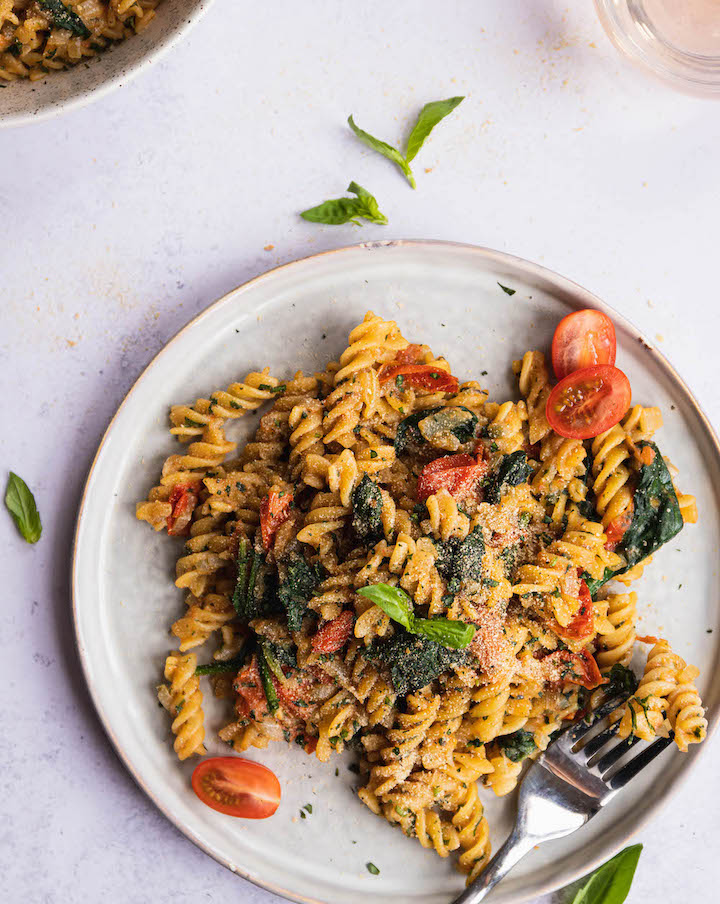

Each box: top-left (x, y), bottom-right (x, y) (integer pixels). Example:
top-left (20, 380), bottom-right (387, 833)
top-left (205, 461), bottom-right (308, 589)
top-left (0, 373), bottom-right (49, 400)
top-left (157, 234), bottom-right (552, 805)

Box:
top-left (417, 406), bottom-right (478, 448)
top-left (38, 0), bottom-right (90, 37)
top-left (434, 527), bottom-right (485, 585)
top-left (584, 566), bottom-right (616, 599)
top-left (620, 441), bottom-right (684, 568)
top-left (484, 451), bottom-right (532, 504)
top-left (277, 557), bottom-right (324, 632)
top-left (499, 729), bottom-right (537, 763)
top-left (605, 663), bottom-right (638, 698)
top-left (195, 652), bottom-right (248, 676)
top-left (352, 474), bottom-right (384, 543)
top-left (365, 630), bottom-right (466, 695)
top-left (395, 407), bottom-right (442, 455)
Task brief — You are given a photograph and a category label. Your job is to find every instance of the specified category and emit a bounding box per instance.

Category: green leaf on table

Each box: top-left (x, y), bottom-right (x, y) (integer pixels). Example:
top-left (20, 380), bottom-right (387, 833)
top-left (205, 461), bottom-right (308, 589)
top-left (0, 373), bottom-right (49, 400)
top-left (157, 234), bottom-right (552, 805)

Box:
top-left (405, 96), bottom-right (464, 162)
top-left (570, 844), bottom-right (642, 904)
top-left (348, 115), bottom-right (415, 188)
top-left (357, 583), bottom-right (414, 631)
top-left (5, 472), bottom-right (42, 543)
top-left (301, 182), bottom-right (388, 225)
top-left (37, 0), bottom-right (90, 37)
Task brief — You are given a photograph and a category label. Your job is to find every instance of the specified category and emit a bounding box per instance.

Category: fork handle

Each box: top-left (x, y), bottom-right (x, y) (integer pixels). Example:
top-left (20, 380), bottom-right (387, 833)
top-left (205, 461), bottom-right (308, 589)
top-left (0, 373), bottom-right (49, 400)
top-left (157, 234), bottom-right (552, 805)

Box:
top-left (451, 828), bottom-right (537, 904)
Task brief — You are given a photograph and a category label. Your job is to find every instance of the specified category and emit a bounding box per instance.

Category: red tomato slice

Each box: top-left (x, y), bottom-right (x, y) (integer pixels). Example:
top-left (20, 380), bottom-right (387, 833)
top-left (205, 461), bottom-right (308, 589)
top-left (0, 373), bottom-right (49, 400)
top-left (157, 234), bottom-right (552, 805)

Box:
top-left (378, 363), bottom-right (459, 393)
top-left (545, 365), bottom-right (631, 440)
top-left (552, 576), bottom-right (594, 643)
top-left (259, 489), bottom-right (293, 549)
top-left (543, 649), bottom-right (606, 690)
top-left (167, 482), bottom-right (201, 536)
top-left (604, 505), bottom-right (634, 551)
top-left (311, 610), bottom-right (354, 653)
top-left (551, 309), bottom-right (617, 380)
top-left (192, 757), bottom-right (281, 819)
top-left (417, 453), bottom-right (489, 502)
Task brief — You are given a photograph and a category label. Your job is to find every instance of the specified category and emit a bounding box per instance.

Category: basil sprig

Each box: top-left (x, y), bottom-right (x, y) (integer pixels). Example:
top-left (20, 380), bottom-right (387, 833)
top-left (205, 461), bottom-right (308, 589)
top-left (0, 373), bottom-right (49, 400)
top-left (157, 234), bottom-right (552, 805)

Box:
top-left (301, 181), bottom-right (388, 226)
top-left (5, 472), bottom-right (42, 544)
top-left (357, 583), bottom-right (475, 649)
top-left (570, 844), bottom-right (642, 904)
top-left (348, 96), bottom-right (464, 189)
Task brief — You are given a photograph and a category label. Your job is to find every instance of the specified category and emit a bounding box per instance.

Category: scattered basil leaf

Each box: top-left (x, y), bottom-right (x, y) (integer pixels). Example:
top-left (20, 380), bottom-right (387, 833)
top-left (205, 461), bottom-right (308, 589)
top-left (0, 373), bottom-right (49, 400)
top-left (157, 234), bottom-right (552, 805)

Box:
top-left (38, 0), bottom-right (90, 37)
top-left (5, 472), bottom-right (42, 543)
top-left (570, 844), bottom-right (642, 904)
top-left (301, 182), bottom-right (388, 225)
top-left (366, 862), bottom-right (380, 875)
top-left (357, 583), bottom-right (414, 631)
top-left (348, 115), bottom-right (415, 188)
top-left (405, 96), bottom-right (464, 162)
top-left (498, 283), bottom-right (516, 296)
top-left (413, 616), bottom-right (476, 649)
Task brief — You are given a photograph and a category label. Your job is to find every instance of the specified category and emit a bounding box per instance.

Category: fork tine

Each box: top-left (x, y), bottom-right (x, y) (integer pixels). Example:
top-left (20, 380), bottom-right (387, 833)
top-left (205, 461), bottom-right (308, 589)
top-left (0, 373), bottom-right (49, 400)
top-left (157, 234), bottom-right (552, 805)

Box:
top-left (580, 719), bottom-right (621, 760)
top-left (563, 693), bottom-right (628, 745)
top-left (593, 733), bottom-right (641, 773)
top-left (606, 735), bottom-right (674, 789)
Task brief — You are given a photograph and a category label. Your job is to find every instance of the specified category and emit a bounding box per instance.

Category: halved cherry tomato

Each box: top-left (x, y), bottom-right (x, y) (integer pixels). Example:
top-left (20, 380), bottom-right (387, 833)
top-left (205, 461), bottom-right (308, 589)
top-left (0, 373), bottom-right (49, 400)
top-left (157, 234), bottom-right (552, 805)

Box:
top-left (167, 482), bottom-right (201, 536)
top-left (546, 365), bottom-right (631, 440)
top-left (192, 756), bottom-right (281, 819)
top-left (311, 610), bottom-right (354, 653)
top-left (604, 505), bottom-right (634, 551)
top-left (542, 649), bottom-right (606, 690)
top-left (259, 489), bottom-right (293, 549)
top-left (417, 453), bottom-right (489, 502)
top-left (552, 576), bottom-right (594, 643)
top-left (551, 309), bottom-right (616, 380)
top-left (378, 363), bottom-right (459, 393)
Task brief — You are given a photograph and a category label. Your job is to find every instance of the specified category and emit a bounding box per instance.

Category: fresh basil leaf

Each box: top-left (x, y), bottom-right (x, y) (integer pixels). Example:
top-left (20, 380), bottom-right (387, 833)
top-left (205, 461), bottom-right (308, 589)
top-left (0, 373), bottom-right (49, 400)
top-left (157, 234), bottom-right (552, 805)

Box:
top-left (38, 0), bottom-right (90, 37)
top-left (414, 616), bottom-right (475, 649)
top-left (570, 844), bottom-right (642, 904)
top-left (405, 96), bottom-right (464, 162)
top-left (348, 115), bottom-right (416, 188)
top-left (5, 472), bottom-right (42, 544)
top-left (300, 182), bottom-right (387, 226)
top-left (498, 283), bottom-right (516, 296)
top-left (357, 584), bottom-right (414, 631)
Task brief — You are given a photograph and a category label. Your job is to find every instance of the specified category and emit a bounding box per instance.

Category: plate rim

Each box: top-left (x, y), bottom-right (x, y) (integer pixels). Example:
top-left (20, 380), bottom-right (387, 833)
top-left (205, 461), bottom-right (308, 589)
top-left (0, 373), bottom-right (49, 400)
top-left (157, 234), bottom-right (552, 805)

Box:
top-left (71, 239), bottom-right (720, 904)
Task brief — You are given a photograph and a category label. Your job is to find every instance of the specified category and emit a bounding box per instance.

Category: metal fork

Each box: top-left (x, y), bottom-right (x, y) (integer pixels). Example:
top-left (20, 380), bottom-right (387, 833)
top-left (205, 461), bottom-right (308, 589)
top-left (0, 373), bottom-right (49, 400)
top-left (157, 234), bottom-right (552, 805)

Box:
top-left (452, 692), bottom-right (674, 904)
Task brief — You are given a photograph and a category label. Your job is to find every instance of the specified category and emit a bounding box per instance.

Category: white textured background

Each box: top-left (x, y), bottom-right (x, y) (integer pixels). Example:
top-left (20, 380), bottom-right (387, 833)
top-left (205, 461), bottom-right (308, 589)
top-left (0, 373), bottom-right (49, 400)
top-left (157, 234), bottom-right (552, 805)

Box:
top-left (1, 1), bottom-right (718, 902)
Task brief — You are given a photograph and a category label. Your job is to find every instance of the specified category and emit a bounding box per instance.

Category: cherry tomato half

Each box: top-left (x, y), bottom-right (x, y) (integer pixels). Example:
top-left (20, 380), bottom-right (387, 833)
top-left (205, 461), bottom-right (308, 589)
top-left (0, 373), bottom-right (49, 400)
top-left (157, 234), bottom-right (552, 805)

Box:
top-left (311, 610), bottom-right (354, 653)
top-left (167, 482), bottom-right (201, 536)
top-left (542, 649), bottom-right (606, 691)
top-left (551, 309), bottom-right (616, 381)
top-left (545, 365), bottom-right (631, 440)
top-left (192, 757), bottom-right (281, 819)
top-left (552, 576), bottom-right (594, 644)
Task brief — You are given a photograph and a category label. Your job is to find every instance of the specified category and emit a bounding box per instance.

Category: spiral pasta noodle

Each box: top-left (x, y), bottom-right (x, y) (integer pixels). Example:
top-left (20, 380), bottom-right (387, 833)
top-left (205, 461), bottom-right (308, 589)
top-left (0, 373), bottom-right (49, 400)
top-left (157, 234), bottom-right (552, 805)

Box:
top-left (619, 639), bottom-right (684, 741)
top-left (158, 653), bottom-right (207, 760)
top-left (513, 350), bottom-right (552, 445)
top-left (595, 592), bottom-right (637, 670)
top-left (667, 665), bottom-right (707, 751)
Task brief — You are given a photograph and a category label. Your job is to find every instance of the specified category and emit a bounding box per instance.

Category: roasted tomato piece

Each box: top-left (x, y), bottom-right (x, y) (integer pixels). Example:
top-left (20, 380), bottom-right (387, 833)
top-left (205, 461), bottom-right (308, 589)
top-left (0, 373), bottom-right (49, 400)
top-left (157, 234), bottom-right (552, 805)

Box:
top-left (378, 363), bottom-right (459, 393)
top-left (542, 649), bottom-right (606, 690)
top-left (604, 505), bottom-right (634, 551)
top-left (311, 610), bottom-right (354, 653)
top-left (552, 576), bottom-right (594, 644)
top-left (167, 482), bottom-right (201, 536)
top-left (260, 489), bottom-right (293, 549)
top-left (417, 453), bottom-right (488, 502)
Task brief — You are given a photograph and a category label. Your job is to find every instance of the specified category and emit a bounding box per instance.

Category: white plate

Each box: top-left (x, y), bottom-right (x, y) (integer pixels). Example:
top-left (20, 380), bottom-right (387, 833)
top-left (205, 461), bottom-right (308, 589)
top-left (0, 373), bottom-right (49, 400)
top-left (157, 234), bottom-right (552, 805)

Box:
top-left (73, 241), bottom-right (720, 904)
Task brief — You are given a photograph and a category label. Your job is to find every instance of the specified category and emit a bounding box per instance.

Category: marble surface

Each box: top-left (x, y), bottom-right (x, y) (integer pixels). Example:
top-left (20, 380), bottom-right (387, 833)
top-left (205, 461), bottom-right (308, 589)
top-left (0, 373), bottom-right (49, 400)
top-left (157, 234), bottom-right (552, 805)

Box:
top-left (1, 2), bottom-right (718, 902)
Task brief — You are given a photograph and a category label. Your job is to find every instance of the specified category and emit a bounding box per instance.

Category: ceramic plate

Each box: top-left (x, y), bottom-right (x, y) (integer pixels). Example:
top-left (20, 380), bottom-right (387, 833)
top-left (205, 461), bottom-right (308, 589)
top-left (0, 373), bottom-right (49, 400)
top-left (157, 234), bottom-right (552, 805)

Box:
top-left (73, 241), bottom-right (720, 904)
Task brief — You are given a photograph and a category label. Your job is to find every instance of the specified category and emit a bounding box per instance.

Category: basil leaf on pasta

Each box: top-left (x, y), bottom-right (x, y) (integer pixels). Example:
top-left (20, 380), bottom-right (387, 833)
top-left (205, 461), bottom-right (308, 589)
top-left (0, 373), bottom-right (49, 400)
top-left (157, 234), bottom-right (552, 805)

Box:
top-left (413, 616), bottom-right (475, 649)
top-left (405, 96), bottom-right (464, 162)
top-left (347, 115), bottom-right (416, 188)
top-left (5, 472), bottom-right (42, 544)
top-left (570, 844), bottom-right (642, 904)
top-left (357, 583), bottom-right (414, 631)
top-left (37, 0), bottom-right (90, 37)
